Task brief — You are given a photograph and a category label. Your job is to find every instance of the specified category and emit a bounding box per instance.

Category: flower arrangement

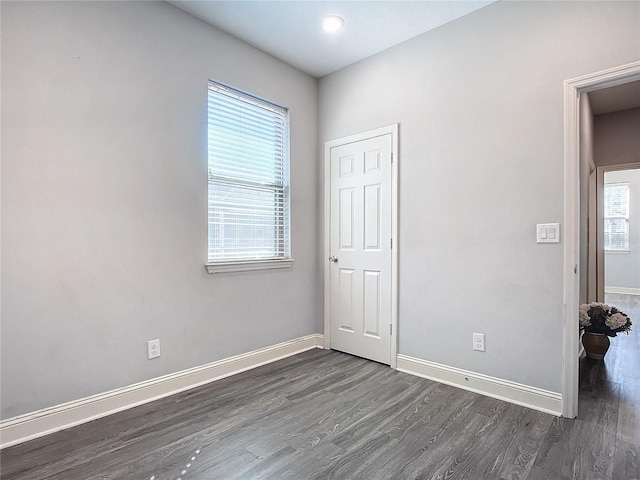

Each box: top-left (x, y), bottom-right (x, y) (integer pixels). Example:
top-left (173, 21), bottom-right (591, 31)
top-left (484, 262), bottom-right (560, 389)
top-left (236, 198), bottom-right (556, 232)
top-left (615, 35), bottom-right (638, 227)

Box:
top-left (579, 302), bottom-right (632, 337)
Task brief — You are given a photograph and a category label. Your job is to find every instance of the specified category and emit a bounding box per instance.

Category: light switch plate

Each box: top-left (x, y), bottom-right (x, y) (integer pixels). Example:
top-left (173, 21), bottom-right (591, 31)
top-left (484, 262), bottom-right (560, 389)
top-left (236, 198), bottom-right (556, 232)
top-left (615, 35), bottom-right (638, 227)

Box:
top-left (537, 223), bottom-right (560, 243)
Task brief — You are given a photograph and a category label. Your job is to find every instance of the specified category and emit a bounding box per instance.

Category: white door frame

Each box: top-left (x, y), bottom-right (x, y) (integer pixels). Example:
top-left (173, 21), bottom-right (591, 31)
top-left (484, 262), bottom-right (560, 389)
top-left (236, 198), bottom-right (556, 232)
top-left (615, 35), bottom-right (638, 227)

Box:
top-left (563, 61), bottom-right (640, 418)
top-left (324, 124), bottom-right (399, 368)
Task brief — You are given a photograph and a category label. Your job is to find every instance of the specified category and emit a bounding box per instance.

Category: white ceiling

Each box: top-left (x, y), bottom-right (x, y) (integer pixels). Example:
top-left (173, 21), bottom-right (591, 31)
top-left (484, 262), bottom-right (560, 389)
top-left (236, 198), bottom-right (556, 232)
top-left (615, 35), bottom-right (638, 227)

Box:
top-left (167, 1), bottom-right (496, 78)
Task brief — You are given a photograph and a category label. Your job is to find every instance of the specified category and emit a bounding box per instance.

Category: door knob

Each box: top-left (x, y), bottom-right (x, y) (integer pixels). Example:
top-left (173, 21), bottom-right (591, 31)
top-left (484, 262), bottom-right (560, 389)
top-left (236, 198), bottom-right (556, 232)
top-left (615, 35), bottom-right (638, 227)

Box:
top-left (328, 255), bottom-right (338, 263)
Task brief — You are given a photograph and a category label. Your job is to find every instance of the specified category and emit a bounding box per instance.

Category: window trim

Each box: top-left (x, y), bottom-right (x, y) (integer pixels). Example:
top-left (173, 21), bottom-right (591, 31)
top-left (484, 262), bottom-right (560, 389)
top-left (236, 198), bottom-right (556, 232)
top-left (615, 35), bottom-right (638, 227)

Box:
top-left (205, 258), bottom-right (294, 274)
top-left (205, 80), bottom-right (292, 273)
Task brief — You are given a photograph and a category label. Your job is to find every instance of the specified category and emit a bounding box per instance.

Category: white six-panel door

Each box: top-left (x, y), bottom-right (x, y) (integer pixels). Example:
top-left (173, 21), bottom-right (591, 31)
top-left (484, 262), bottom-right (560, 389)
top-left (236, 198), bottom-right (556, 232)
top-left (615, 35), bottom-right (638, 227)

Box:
top-left (327, 131), bottom-right (394, 365)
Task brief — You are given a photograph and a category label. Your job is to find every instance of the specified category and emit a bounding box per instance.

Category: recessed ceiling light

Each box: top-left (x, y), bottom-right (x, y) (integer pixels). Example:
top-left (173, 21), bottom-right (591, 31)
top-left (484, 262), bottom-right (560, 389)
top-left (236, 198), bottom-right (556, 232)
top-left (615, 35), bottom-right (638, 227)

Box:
top-left (322, 15), bottom-right (345, 33)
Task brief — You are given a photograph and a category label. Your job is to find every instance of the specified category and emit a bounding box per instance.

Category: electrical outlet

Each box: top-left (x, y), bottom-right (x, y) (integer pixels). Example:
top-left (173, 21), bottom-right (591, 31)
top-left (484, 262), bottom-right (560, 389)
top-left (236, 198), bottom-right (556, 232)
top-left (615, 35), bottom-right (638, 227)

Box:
top-left (147, 339), bottom-right (160, 359)
top-left (473, 333), bottom-right (485, 352)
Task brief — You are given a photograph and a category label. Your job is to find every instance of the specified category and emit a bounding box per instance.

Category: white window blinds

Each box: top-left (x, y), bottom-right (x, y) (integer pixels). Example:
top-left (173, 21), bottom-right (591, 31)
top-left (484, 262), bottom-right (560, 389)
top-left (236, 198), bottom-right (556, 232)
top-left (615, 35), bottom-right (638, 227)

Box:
top-left (207, 81), bottom-right (290, 262)
top-left (604, 183), bottom-right (630, 252)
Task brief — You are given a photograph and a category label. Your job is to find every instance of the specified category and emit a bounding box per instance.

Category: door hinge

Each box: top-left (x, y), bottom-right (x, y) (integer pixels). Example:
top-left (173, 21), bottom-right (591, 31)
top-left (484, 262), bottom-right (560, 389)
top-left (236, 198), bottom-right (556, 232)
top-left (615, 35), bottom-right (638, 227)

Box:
top-left (390, 324), bottom-right (393, 335)
top-left (390, 238), bottom-right (393, 249)
top-left (391, 153), bottom-right (394, 164)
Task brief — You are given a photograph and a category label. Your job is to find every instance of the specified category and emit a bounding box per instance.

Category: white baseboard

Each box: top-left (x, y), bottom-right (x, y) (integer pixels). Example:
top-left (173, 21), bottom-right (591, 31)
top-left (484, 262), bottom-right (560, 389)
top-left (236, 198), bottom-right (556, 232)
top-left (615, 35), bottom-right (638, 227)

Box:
top-left (0, 334), bottom-right (325, 449)
top-left (605, 286), bottom-right (640, 296)
top-left (396, 354), bottom-right (562, 417)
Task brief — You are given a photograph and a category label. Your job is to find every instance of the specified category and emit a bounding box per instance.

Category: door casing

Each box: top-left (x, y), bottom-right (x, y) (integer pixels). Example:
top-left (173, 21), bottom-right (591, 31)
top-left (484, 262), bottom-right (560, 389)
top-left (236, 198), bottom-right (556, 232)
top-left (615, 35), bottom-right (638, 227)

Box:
top-left (563, 61), bottom-right (640, 418)
top-left (323, 124), bottom-right (399, 368)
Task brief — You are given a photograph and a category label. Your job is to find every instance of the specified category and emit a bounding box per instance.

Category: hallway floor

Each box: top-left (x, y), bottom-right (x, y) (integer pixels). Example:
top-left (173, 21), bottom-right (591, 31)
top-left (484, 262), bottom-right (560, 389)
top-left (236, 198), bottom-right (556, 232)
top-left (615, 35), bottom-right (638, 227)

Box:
top-left (533, 293), bottom-right (640, 479)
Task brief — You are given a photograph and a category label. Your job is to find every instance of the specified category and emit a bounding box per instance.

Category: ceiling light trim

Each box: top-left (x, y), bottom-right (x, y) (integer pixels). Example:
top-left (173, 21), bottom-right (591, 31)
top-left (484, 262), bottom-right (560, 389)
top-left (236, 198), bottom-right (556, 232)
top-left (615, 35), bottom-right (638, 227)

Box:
top-left (322, 15), bottom-right (345, 33)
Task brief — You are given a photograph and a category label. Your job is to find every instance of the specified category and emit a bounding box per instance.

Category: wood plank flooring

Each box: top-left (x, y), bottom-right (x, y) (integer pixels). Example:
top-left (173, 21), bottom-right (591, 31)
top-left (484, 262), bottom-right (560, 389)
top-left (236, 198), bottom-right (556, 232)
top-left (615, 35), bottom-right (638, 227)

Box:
top-left (2, 294), bottom-right (639, 479)
top-left (530, 293), bottom-right (640, 480)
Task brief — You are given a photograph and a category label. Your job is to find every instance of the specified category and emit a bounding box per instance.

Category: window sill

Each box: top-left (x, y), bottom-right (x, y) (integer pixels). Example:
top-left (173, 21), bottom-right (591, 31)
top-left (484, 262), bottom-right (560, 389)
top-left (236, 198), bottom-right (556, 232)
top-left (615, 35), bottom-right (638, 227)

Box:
top-left (604, 250), bottom-right (630, 255)
top-left (205, 258), bottom-right (294, 274)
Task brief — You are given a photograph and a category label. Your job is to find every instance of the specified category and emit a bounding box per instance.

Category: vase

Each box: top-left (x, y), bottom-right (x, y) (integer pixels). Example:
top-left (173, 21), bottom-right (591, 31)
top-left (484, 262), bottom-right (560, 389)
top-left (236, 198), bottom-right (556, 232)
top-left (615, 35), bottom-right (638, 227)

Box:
top-left (582, 332), bottom-right (610, 360)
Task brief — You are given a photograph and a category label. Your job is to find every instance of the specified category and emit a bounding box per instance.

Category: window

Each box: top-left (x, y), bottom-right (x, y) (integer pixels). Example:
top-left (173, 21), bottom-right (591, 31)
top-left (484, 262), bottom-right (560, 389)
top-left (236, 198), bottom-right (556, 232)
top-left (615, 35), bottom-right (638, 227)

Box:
top-left (206, 81), bottom-right (292, 273)
top-left (604, 183), bottom-right (630, 252)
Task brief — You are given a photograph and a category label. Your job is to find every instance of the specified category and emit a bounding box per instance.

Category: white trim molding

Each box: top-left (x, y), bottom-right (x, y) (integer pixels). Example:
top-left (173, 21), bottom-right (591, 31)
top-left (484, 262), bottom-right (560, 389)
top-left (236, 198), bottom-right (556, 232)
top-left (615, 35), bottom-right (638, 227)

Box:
top-left (0, 334), bottom-right (324, 449)
top-left (205, 258), bottom-right (294, 274)
top-left (397, 354), bottom-right (562, 417)
top-left (605, 286), bottom-right (640, 296)
top-left (563, 61), bottom-right (640, 419)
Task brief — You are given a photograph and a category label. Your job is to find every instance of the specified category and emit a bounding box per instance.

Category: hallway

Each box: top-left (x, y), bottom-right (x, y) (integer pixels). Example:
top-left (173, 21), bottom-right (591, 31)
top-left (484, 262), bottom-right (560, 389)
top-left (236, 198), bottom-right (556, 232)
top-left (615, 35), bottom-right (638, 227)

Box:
top-left (569, 294), bottom-right (638, 478)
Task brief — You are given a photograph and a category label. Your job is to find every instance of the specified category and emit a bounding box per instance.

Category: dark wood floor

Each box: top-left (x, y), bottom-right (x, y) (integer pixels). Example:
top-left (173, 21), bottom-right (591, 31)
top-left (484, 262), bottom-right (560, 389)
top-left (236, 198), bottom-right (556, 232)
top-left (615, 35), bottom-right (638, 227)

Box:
top-left (2, 295), bottom-right (639, 479)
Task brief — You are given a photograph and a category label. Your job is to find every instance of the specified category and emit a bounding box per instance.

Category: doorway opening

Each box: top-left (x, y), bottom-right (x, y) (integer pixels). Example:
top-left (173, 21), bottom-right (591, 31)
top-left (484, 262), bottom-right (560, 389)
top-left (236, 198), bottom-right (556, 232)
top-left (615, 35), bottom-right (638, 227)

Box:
top-left (563, 61), bottom-right (640, 418)
top-left (602, 167), bottom-right (640, 300)
top-left (601, 167), bottom-right (640, 398)
top-left (583, 166), bottom-right (640, 435)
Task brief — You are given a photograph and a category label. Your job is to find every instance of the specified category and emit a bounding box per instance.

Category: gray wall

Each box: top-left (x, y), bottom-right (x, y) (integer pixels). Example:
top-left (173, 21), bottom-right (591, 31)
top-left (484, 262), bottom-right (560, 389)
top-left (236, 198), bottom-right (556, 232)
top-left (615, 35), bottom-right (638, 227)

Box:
top-left (604, 169), bottom-right (640, 290)
top-left (319, 1), bottom-right (640, 393)
top-left (594, 108), bottom-right (640, 167)
top-left (1, 1), bottom-right (319, 419)
top-left (580, 93), bottom-right (595, 304)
